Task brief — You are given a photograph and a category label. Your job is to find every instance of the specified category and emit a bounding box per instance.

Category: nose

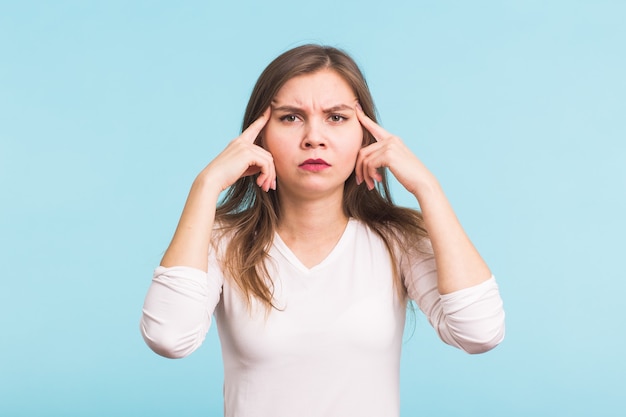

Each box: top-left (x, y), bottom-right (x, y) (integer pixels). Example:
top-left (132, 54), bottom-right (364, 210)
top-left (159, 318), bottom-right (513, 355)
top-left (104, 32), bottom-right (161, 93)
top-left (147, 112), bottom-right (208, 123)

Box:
top-left (302, 120), bottom-right (326, 149)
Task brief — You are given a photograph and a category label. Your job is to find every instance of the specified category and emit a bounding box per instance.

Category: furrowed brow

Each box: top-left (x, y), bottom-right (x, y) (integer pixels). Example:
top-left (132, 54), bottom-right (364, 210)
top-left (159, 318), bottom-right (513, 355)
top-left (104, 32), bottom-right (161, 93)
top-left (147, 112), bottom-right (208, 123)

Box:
top-left (271, 105), bottom-right (303, 113)
top-left (270, 103), bottom-right (355, 113)
top-left (323, 104), bottom-right (354, 113)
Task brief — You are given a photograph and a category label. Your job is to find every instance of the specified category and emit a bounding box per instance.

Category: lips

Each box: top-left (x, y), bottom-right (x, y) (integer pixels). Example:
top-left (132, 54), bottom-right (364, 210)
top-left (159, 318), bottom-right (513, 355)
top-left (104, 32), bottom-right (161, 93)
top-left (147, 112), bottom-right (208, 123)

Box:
top-left (300, 158), bottom-right (330, 166)
top-left (299, 158), bottom-right (331, 172)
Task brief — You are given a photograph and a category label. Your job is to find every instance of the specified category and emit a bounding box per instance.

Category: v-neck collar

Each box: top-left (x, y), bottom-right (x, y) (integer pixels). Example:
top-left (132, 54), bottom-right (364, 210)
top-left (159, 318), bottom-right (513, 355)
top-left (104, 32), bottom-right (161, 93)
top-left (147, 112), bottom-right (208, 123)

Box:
top-left (272, 218), bottom-right (356, 274)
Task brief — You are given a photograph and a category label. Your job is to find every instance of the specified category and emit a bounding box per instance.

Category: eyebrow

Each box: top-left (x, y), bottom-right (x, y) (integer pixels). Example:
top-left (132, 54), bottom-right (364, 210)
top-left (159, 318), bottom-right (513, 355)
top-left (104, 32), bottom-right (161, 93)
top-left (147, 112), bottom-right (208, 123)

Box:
top-left (271, 103), bottom-right (355, 113)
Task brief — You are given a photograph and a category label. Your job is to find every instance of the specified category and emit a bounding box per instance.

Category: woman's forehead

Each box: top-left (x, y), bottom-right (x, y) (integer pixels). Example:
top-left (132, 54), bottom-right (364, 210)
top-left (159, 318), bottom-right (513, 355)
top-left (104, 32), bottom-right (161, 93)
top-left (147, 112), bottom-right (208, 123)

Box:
top-left (272, 70), bottom-right (356, 108)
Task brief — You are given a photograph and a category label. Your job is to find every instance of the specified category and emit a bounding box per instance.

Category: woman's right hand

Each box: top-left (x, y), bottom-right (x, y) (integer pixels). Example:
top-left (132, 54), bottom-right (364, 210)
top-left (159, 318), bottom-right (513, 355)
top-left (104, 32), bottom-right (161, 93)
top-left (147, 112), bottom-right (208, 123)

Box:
top-left (160, 108), bottom-right (274, 270)
top-left (199, 107), bottom-right (275, 193)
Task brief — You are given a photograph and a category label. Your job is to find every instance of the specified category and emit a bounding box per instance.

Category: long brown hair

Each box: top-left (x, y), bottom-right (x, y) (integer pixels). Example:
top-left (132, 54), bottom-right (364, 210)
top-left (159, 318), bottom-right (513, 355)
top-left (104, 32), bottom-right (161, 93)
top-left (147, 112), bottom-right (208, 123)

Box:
top-left (215, 44), bottom-right (428, 309)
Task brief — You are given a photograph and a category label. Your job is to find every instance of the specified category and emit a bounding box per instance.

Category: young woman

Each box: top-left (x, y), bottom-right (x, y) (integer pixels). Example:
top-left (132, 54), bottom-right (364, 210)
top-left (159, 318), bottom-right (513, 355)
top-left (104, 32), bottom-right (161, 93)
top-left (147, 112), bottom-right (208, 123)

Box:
top-left (141, 44), bottom-right (505, 416)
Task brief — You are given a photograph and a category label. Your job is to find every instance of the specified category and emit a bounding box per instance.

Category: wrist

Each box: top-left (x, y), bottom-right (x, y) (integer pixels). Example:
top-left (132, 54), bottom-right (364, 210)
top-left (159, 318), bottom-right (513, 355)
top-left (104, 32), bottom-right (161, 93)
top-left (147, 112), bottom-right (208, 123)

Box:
top-left (411, 173), bottom-right (442, 202)
top-left (192, 171), bottom-right (223, 202)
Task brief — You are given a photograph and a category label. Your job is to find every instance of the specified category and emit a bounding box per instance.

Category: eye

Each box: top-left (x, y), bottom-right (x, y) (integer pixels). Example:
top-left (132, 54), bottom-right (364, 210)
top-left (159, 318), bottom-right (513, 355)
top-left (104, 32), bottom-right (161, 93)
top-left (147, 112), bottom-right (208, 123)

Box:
top-left (329, 114), bottom-right (347, 123)
top-left (279, 114), bottom-right (299, 123)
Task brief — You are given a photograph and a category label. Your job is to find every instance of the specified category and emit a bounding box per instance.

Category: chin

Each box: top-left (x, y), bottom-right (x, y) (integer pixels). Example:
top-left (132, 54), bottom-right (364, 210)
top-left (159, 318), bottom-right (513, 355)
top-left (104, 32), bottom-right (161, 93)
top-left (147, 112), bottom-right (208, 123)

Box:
top-left (283, 181), bottom-right (344, 199)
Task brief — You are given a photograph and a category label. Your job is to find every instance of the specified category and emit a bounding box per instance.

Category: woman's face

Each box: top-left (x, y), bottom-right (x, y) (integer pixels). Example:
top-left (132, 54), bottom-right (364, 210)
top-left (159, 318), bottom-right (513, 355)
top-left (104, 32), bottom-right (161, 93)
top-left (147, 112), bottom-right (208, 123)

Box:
top-left (263, 69), bottom-right (363, 200)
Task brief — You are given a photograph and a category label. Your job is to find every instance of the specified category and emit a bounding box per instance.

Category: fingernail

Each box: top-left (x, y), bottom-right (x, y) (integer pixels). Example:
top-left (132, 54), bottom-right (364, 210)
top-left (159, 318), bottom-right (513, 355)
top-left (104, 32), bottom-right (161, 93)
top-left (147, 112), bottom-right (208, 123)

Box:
top-left (356, 102), bottom-right (362, 111)
top-left (272, 180), bottom-right (277, 190)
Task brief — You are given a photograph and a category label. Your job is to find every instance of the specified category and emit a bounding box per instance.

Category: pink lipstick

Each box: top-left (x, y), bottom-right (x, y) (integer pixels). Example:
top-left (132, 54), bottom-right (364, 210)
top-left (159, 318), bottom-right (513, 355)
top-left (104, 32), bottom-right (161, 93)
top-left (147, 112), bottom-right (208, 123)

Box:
top-left (299, 158), bottom-right (330, 172)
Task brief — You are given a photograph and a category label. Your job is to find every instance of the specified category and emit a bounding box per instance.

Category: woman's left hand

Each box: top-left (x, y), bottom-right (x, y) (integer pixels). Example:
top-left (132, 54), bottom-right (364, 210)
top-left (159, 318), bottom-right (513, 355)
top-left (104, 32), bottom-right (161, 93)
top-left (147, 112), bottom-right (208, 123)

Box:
top-left (356, 105), bottom-right (493, 294)
top-left (355, 105), bottom-right (434, 196)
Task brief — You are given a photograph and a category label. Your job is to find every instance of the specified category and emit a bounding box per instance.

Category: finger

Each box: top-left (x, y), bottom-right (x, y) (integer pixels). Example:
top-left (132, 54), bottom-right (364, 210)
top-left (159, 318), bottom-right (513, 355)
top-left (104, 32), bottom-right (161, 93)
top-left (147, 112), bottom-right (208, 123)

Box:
top-left (355, 104), bottom-right (391, 142)
top-left (252, 149), bottom-right (276, 192)
top-left (355, 148), bottom-right (377, 190)
top-left (259, 165), bottom-right (276, 192)
top-left (242, 106), bottom-right (271, 143)
top-left (255, 165), bottom-right (271, 191)
top-left (360, 146), bottom-right (388, 190)
top-left (362, 155), bottom-right (379, 190)
top-left (355, 141), bottom-right (383, 186)
top-left (236, 145), bottom-right (272, 180)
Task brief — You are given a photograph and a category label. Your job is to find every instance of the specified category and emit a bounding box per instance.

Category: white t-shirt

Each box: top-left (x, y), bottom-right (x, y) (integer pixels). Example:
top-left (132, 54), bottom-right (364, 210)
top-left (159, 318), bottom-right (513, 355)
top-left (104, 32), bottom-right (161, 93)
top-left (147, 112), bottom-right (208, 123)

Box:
top-left (141, 218), bottom-right (505, 417)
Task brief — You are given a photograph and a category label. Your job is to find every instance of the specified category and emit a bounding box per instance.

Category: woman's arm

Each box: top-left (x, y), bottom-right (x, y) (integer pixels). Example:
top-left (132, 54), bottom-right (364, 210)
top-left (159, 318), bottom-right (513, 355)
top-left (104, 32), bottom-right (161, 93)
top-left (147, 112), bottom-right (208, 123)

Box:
top-left (160, 108), bottom-right (274, 271)
top-left (141, 109), bottom-right (274, 358)
top-left (140, 265), bottom-right (220, 358)
top-left (355, 105), bottom-right (490, 294)
top-left (404, 172), bottom-right (491, 294)
top-left (403, 249), bottom-right (504, 354)
top-left (355, 107), bottom-right (504, 352)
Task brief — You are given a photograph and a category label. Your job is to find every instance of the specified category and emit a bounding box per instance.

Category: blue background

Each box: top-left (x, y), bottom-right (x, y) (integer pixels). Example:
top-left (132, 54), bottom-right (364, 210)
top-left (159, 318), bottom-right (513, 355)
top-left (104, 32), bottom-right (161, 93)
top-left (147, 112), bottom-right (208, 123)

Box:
top-left (1, 1), bottom-right (624, 415)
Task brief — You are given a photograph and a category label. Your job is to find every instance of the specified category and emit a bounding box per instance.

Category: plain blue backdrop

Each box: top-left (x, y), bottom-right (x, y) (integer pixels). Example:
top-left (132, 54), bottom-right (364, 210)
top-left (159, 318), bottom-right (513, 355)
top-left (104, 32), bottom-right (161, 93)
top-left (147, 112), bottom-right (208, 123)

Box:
top-left (1, 1), bottom-right (624, 416)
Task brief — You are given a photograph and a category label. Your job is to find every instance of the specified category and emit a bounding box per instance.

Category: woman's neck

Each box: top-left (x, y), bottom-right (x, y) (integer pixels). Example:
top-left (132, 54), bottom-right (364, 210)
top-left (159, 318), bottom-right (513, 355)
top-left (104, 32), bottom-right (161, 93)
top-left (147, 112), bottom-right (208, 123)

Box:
top-left (277, 195), bottom-right (348, 239)
top-left (276, 195), bottom-right (349, 268)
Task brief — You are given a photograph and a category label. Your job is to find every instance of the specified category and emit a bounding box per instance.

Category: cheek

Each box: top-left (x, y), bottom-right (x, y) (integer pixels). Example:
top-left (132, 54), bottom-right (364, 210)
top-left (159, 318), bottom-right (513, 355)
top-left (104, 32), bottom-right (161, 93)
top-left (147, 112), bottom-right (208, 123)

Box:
top-left (347, 123), bottom-right (365, 152)
top-left (261, 124), bottom-right (283, 152)
top-left (339, 128), bottom-right (364, 166)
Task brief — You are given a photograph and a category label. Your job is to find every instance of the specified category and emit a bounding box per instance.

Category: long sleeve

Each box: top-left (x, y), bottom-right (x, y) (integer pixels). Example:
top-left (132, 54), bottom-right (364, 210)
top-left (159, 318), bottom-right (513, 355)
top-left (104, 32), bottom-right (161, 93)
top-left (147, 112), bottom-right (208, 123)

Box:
top-left (140, 264), bottom-right (223, 359)
top-left (402, 244), bottom-right (505, 354)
